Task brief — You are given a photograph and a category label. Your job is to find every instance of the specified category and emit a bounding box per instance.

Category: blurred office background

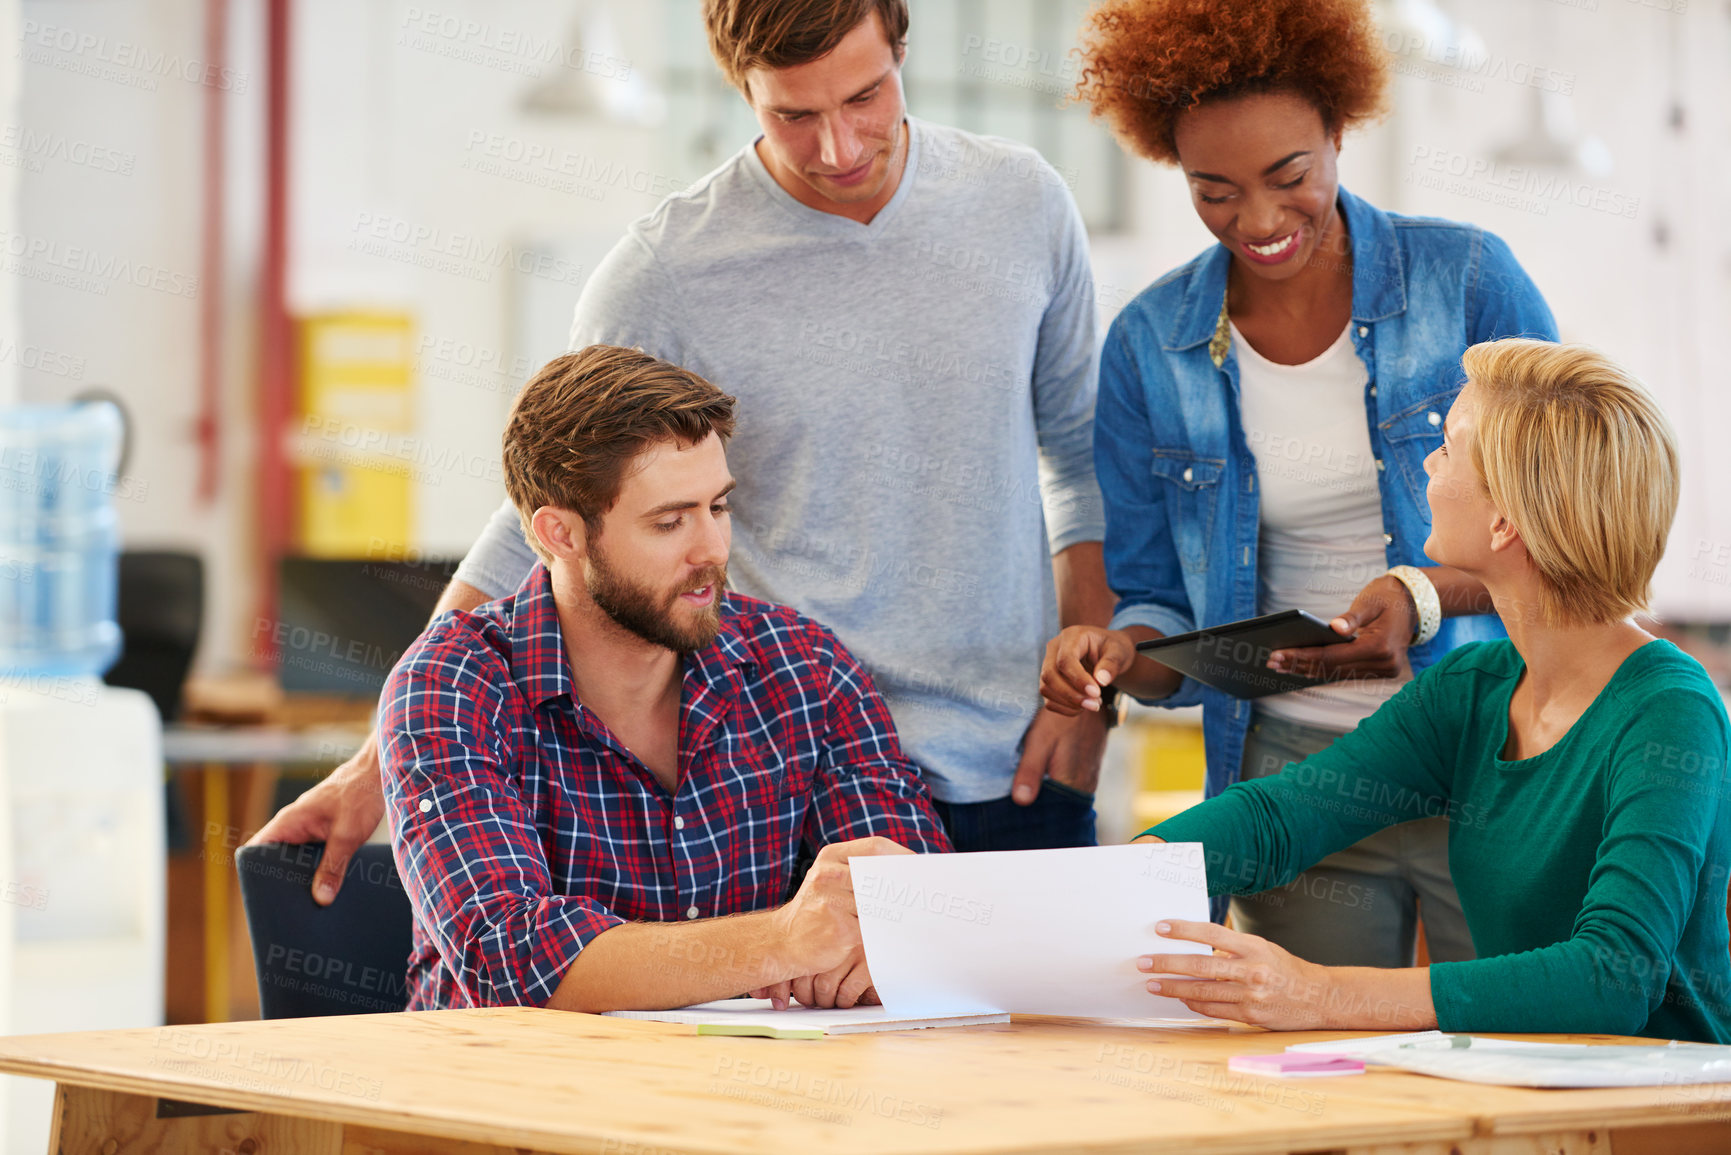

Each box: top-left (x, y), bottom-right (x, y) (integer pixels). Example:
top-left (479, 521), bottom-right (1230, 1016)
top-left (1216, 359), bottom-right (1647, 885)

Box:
top-left (6, 0), bottom-right (1728, 669)
top-left (0, 3), bottom-right (1725, 1139)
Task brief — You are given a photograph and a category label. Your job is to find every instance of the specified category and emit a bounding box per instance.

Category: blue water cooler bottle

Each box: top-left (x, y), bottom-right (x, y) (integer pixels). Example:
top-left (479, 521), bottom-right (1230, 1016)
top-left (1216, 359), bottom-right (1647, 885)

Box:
top-left (0, 401), bottom-right (125, 678)
top-left (0, 400), bottom-right (163, 1155)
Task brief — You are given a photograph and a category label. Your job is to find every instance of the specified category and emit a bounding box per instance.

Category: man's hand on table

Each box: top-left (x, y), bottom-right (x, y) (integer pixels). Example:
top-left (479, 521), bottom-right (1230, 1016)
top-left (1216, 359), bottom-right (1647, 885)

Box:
top-left (751, 836), bottom-right (914, 1011)
top-left (247, 732), bottom-right (387, 905)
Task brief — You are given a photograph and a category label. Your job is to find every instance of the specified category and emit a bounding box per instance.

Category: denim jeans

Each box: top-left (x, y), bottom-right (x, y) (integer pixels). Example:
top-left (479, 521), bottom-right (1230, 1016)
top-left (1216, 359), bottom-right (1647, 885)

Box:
top-left (932, 778), bottom-right (1099, 853)
top-left (1228, 712), bottom-right (1476, 968)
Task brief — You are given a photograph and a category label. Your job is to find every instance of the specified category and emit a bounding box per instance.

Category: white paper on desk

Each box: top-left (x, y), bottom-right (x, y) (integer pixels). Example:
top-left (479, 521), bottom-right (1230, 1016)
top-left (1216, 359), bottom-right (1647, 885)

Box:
top-left (849, 843), bottom-right (1212, 1020)
top-left (605, 999), bottom-right (1008, 1035)
top-left (1287, 1031), bottom-right (1463, 1056)
top-left (1296, 1035), bottom-right (1731, 1088)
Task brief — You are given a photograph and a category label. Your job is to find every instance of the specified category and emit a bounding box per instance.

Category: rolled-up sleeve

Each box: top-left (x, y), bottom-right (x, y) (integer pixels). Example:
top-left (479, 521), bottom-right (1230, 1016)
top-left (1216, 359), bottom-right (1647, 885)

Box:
top-left (381, 626), bottom-right (624, 1007)
top-left (1030, 176), bottom-right (1105, 555)
top-left (803, 626), bottom-right (953, 855)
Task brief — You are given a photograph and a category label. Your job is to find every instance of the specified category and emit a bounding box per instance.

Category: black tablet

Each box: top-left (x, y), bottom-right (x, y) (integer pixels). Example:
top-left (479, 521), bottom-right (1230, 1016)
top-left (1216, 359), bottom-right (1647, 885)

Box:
top-left (1134, 610), bottom-right (1354, 699)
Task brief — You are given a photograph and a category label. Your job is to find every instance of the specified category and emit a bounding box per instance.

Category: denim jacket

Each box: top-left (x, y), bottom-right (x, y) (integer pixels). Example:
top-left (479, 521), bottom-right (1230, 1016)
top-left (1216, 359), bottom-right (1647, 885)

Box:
top-left (1098, 187), bottom-right (1558, 801)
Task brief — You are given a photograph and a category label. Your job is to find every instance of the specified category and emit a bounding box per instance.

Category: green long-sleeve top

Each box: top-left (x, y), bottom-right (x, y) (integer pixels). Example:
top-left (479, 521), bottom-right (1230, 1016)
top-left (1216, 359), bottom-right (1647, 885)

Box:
top-left (1150, 639), bottom-right (1731, 1042)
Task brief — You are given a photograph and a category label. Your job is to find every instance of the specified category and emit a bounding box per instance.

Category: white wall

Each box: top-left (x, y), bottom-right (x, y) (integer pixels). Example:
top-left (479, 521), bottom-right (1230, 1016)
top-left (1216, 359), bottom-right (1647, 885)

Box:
top-left (1388, 0), bottom-right (1728, 619)
top-left (14, 0), bottom-right (258, 671)
top-left (1093, 0), bottom-right (1731, 620)
top-left (0, 0), bottom-right (20, 408)
top-left (291, 0), bottom-right (674, 559)
top-left (13, 0), bottom-right (679, 672)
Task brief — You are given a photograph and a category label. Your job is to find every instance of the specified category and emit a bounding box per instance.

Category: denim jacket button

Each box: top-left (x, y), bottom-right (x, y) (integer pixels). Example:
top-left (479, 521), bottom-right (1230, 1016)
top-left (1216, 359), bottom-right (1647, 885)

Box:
top-left (1428, 411), bottom-right (1442, 426)
top-left (1182, 467), bottom-right (1194, 483)
top-left (1383, 533), bottom-right (1394, 544)
top-left (1358, 326), bottom-right (1369, 338)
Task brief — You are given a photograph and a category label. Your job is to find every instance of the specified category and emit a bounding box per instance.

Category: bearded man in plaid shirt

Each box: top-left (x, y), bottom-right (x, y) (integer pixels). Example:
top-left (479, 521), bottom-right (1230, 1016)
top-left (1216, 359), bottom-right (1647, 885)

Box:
top-left (380, 345), bottom-right (951, 1013)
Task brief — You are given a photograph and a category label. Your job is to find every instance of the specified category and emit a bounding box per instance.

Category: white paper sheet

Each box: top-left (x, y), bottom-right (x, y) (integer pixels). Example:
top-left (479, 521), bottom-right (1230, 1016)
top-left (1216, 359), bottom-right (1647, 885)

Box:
top-left (605, 998), bottom-right (1008, 1035)
top-left (849, 843), bottom-right (1213, 1020)
top-left (1287, 1031), bottom-right (1464, 1056)
top-left (1295, 1033), bottom-right (1731, 1087)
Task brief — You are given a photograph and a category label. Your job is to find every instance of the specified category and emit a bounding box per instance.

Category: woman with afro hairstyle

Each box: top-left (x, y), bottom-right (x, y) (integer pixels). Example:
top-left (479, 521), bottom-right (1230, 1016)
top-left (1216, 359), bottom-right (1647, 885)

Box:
top-left (1042, 0), bottom-right (1556, 969)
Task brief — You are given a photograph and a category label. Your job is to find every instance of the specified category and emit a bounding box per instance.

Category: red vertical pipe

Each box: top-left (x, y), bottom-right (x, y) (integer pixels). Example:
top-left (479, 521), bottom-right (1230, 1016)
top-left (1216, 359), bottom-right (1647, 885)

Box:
top-left (256, 0), bottom-right (293, 662)
top-left (195, 0), bottom-right (227, 503)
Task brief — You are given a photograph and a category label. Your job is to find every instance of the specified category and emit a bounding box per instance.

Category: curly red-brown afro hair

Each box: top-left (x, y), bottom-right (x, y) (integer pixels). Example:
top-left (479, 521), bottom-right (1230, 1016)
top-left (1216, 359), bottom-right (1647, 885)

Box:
top-left (1074, 0), bottom-right (1390, 165)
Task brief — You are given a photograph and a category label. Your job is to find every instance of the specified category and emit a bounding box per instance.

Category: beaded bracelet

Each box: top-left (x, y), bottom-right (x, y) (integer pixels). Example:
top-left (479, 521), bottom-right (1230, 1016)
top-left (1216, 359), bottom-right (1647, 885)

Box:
top-left (1386, 565), bottom-right (1442, 647)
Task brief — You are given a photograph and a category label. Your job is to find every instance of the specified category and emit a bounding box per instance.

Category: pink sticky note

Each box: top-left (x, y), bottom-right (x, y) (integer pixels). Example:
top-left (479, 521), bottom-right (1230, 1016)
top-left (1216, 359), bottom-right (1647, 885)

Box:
top-left (1227, 1053), bottom-right (1365, 1078)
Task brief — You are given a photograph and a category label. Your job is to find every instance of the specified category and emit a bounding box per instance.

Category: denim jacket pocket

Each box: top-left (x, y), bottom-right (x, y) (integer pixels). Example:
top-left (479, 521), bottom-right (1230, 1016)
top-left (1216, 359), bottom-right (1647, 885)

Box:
top-left (1379, 389), bottom-right (1459, 508)
top-left (1148, 452), bottom-right (1224, 572)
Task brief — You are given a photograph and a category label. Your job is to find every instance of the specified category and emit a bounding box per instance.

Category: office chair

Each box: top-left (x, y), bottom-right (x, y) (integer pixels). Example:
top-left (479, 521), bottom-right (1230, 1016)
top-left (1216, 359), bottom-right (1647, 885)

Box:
top-left (104, 550), bottom-right (202, 852)
top-left (104, 550), bottom-right (203, 721)
top-left (236, 842), bottom-right (414, 1017)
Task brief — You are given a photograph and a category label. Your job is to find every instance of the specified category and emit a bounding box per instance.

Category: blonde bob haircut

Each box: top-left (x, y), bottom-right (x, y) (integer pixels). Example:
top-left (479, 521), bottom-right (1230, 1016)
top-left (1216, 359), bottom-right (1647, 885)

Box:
top-left (1460, 338), bottom-right (1678, 625)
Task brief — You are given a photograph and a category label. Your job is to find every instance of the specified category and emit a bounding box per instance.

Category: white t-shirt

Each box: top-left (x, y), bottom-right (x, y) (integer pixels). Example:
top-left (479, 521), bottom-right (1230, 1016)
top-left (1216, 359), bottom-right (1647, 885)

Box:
top-left (1232, 321), bottom-right (1408, 732)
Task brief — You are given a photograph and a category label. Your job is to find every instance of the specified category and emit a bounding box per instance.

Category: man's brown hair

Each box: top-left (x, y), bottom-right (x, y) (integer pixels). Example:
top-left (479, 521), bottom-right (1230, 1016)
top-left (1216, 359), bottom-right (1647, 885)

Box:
top-left (503, 345), bottom-right (736, 562)
top-left (704, 0), bottom-right (908, 93)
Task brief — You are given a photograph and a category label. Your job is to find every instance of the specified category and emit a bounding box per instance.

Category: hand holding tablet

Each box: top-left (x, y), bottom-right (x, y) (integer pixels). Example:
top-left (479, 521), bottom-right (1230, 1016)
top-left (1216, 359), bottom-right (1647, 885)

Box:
top-left (1135, 611), bottom-right (1355, 699)
top-left (1039, 610), bottom-right (1359, 712)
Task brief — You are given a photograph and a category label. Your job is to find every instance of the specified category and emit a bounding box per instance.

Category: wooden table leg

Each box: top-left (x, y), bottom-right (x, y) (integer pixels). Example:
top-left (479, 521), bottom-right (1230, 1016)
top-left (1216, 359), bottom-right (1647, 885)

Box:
top-left (201, 765), bottom-right (230, 1023)
top-left (52, 1085), bottom-right (339, 1154)
top-left (50, 1085), bottom-right (566, 1155)
top-left (1609, 1120), bottom-right (1731, 1154)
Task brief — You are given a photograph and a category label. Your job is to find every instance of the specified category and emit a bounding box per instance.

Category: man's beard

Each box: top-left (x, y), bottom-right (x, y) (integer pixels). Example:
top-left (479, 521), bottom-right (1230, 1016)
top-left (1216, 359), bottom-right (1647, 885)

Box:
top-left (585, 547), bottom-right (726, 655)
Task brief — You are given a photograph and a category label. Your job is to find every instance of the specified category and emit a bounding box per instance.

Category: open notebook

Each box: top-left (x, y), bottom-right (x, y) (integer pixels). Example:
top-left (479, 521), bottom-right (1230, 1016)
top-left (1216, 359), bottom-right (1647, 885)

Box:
top-left (605, 998), bottom-right (1009, 1038)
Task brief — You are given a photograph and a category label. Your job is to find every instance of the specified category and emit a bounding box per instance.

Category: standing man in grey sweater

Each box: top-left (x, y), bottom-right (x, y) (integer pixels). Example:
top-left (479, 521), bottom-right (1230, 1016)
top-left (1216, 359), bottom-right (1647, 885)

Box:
top-left (253, 0), bottom-right (1113, 901)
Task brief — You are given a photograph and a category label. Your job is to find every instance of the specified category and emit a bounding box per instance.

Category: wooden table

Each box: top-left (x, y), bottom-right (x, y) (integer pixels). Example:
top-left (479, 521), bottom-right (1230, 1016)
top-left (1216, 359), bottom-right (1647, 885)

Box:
top-left (1, 1010), bottom-right (1729, 1154)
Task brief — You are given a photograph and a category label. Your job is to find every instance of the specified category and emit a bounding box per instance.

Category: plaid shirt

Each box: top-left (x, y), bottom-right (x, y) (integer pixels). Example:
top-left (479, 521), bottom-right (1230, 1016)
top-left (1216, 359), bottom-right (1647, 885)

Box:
top-left (380, 564), bottom-right (951, 1010)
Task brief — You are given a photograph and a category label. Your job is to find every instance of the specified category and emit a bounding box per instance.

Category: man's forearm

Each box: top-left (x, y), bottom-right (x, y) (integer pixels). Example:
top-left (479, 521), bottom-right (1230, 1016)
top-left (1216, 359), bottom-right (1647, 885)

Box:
top-left (433, 578), bottom-right (494, 619)
top-left (344, 579), bottom-right (493, 769)
top-left (1051, 542), bottom-right (1186, 700)
top-left (545, 910), bottom-right (796, 1013)
top-left (1053, 541), bottom-right (1114, 629)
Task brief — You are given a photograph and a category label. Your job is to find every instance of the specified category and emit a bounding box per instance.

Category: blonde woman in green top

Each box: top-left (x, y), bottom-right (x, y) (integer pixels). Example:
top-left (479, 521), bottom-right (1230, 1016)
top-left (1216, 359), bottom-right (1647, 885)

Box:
top-left (1136, 339), bottom-right (1731, 1042)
